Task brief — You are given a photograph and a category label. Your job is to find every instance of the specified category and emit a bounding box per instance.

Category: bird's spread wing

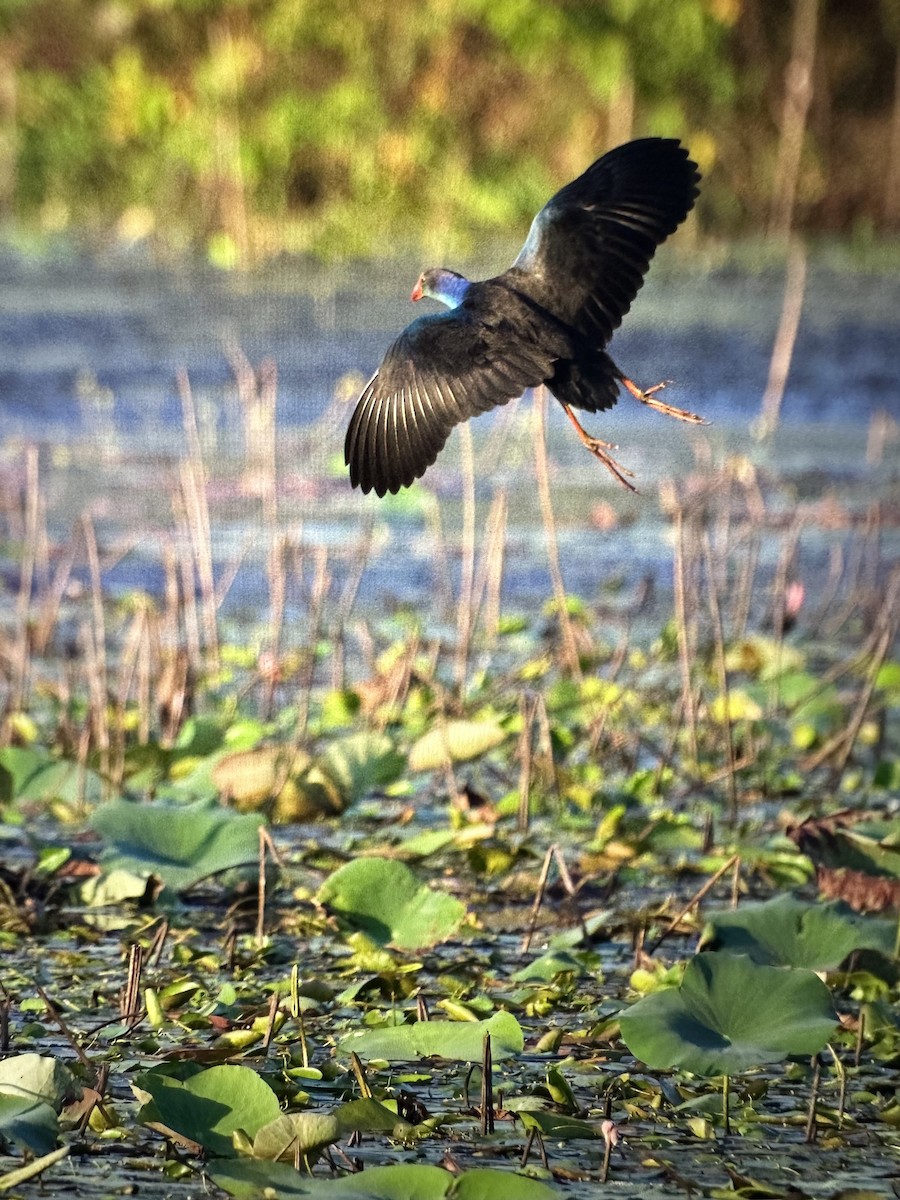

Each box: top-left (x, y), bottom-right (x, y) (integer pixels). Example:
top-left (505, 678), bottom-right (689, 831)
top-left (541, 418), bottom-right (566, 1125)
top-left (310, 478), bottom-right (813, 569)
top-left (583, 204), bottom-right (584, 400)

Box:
top-left (508, 138), bottom-right (700, 346)
top-left (345, 306), bottom-right (557, 496)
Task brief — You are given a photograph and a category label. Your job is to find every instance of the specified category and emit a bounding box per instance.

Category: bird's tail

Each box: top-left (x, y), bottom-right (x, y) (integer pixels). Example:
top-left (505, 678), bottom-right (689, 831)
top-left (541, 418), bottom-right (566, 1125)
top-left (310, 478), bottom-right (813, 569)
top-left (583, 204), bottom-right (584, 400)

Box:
top-left (546, 349), bottom-right (620, 415)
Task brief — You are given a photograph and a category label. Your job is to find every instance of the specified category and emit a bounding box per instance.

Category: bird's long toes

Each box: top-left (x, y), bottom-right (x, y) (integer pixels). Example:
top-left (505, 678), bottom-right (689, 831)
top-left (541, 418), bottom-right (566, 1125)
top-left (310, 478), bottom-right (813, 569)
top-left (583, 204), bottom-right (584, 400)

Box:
top-left (643, 380), bottom-right (671, 397)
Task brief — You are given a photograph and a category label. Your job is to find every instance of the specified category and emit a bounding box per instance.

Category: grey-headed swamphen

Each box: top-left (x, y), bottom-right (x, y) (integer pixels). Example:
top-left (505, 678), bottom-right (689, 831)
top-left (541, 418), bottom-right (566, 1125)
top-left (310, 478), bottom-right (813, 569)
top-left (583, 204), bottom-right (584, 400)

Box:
top-left (345, 138), bottom-right (702, 496)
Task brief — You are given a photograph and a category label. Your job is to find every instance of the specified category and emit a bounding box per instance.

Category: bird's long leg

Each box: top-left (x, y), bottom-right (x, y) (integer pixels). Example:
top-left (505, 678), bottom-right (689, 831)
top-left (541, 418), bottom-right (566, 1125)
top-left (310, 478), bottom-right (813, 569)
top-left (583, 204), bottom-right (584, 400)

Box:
top-left (562, 404), bottom-right (637, 492)
top-left (620, 376), bottom-right (707, 425)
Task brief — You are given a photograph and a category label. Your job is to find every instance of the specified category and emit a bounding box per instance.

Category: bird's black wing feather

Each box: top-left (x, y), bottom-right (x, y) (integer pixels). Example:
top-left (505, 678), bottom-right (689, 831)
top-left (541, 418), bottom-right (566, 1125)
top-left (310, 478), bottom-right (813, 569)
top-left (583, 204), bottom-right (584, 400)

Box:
top-left (345, 299), bottom-right (559, 496)
top-left (506, 138), bottom-right (700, 346)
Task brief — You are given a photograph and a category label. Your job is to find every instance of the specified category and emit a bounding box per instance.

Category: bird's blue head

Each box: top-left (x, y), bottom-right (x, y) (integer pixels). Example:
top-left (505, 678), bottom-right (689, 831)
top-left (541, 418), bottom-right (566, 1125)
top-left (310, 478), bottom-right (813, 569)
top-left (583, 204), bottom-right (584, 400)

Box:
top-left (411, 268), bottom-right (470, 309)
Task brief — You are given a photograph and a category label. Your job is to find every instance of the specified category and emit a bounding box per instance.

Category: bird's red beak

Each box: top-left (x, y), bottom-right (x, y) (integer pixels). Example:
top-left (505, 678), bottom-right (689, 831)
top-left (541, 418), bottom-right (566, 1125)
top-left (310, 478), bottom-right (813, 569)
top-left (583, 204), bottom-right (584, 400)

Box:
top-left (411, 277), bottom-right (424, 302)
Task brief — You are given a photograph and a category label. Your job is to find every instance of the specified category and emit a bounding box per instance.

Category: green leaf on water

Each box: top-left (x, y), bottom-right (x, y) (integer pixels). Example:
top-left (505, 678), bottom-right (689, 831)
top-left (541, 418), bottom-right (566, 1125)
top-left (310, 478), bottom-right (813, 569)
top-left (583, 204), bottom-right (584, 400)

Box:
top-left (700, 893), bottom-right (895, 970)
top-left (338, 1009), bottom-right (524, 1064)
top-left (251, 1112), bottom-right (342, 1164)
top-left (317, 857), bottom-right (466, 949)
top-left (0, 1094), bottom-right (60, 1155)
top-left (518, 1110), bottom-right (599, 1139)
top-left (0, 1054), bottom-right (79, 1112)
top-left (408, 719), bottom-right (506, 771)
top-left (319, 732), bottom-right (405, 802)
top-left (618, 953), bottom-right (837, 1076)
top-left (90, 798), bottom-right (262, 891)
top-left (211, 1160), bottom-right (557, 1199)
top-left (137, 1064), bottom-right (281, 1157)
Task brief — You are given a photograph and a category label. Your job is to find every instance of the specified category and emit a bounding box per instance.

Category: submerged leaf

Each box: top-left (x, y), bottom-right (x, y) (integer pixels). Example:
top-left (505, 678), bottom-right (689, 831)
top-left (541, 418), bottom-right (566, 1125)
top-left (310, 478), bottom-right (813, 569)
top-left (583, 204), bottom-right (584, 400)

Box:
top-left (619, 953), bottom-right (837, 1076)
top-left (317, 857), bottom-right (465, 949)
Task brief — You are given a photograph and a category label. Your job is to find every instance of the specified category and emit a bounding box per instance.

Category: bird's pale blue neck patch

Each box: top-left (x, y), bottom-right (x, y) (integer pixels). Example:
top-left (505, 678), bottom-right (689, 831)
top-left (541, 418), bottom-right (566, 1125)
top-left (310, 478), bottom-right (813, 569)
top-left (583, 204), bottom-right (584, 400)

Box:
top-left (426, 270), bottom-right (470, 309)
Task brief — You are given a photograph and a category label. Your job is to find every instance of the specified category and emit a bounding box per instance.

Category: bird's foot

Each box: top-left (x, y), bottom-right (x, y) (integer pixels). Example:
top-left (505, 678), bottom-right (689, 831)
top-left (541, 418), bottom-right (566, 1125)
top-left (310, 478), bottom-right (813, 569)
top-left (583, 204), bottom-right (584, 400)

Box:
top-left (621, 376), bottom-right (707, 425)
top-left (583, 439), bottom-right (638, 492)
top-left (562, 405), bottom-right (637, 492)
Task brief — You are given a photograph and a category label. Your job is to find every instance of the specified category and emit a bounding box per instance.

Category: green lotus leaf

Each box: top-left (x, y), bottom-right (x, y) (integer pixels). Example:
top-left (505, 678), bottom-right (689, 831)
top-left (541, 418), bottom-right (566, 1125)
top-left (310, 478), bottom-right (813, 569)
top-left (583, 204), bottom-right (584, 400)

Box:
top-left (700, 893), bottom-right (895, 970)
top-left (317, 857), bottom-right (465, 949)
top-left (619, 953), bottom-right (837, 1076)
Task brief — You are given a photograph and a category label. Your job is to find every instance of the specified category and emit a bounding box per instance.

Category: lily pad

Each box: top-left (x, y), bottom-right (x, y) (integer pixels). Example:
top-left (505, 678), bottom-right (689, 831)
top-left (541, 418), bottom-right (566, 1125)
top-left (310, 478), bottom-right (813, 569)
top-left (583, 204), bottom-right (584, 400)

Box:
top-left (408, 719), bottom-right (506, 771)
top-left (618, 953), bottom-right (837, 1076)
top-left (252, 1112), bottom-right (342, 1165)
top-left (700, 893), bottom-right (895, 970)
top-left (0, 1094), bottom-right (59, 1155)
top-left (518, 1110), bottom-right (599, 1140)
top-left (319, 732), bottom-right (405, 802)
top-left (0, 745), bottom-right (105, 809)
top-left (211, 1160), bottom-right (558, 1199)
top-left (137, 1064), bottom-right (282, 1156)
top-left (0, 1054), bottom-right (79, 1112)
top-left (337, 1009), bottom-right (524, 1063)
top-left (90, 798), bottom-right (263, 891)
top-left (317, 857), bottom-right (466, 949)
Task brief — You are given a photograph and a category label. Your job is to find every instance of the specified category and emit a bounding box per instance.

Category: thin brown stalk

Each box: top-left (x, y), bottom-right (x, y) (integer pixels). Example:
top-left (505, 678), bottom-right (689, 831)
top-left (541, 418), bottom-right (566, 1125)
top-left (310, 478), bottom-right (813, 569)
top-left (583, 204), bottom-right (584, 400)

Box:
top-left (532, 387), bottom-right (581, 679)
top-left (758, 239), bottom-right (808, 438)
top-left (520, 843), bottom-right (555, 955)
top-left (648, 853), bottom-right (740, 955)
top-left (349, 1052), bottom-right (372, 1099)
top-left (31, 539), bottom-right (77, 656)
top-left (701, 532), bottom-right (739, 824)
top-left (802, 592), bottom-right (898, 776)
top-left (470, 488), bottom-right (508, 646)
top-left (10, 445), bottom-right (40, 717)
top-left (178, 369), bottom-right (219, 667)
top-left (36, 985), bottom-right (94, 1072)
top-left (423, 493), bottom-right (452, 619)
top-left (480, 1033), bottom-right (494, 1135)
top-left (170, 491), bottom-right (202, 671)
top-left (768, 0), bottom-right (819, 237)
top-left (454, 420), bottom-right (477, 691)
top-left (121, 943), bottom-right (144, 1020)
top-left (517, 692), bottom-right (538, 835)
top-left (804, 1053), bottom-right (822, 1143)
top-left (669, 495), bottom-right (699, 765)
top-left (262, 534), bottom-right (288, 720)
top-left (262, 991), bottom-right (280, 1054)
top-left (295, 545), bottom-right (331, 741)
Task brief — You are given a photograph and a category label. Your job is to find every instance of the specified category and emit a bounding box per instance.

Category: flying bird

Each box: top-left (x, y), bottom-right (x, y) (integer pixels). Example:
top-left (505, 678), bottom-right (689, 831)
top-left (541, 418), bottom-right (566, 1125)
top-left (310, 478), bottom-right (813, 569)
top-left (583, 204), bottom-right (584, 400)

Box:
top-left (345, 138), bottom-right (702, 496)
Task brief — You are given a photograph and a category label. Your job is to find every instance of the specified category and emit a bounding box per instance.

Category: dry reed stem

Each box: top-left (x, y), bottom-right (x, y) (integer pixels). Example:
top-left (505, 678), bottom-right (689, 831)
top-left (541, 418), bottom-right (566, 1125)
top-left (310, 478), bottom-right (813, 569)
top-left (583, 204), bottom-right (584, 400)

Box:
top-left (454, 420), bottom-right (477, 691)
top-left (480, 1032), bottom-right (494, 1135)
top-left (10, 445), bottom-right (40, 717)
top-left (758, 242), bottom-right (808, 437)
top-left (470, 487), bottom-right (508, 647)
top-left (669, 496), bottom-right (699, 765)
top-left (648, 853), bottom-right (740, 955)
top-left (701, 531), bottom-right (739, 824)
top-left (177, 369), bottom-right (219, 668)
top-left (802, 567), bottom-right (900, 775)
top-left (532, 387), bottom-right (581, 679)
top-left (768, 0), bottom-right (819, 237)
top-left (520, 844), bottom-right (554, 955)
top-left (262, 533), bottom-right (288, 720)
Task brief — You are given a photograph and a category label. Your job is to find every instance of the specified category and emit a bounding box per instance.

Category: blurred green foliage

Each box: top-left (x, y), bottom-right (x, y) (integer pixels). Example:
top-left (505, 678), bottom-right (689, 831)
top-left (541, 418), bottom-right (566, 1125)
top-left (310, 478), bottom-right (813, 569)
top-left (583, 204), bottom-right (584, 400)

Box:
top-left (0, 0), bottom-right (897, 259)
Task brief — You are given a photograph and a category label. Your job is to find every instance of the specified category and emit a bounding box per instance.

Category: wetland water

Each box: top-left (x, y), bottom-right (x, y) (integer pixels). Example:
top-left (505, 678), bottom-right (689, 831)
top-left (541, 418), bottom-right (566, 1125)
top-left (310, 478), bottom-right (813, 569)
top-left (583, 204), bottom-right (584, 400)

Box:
top-left (2, 249), bottom-right (900, 1198)
top-left (1, 248), bottom-right (899, 626)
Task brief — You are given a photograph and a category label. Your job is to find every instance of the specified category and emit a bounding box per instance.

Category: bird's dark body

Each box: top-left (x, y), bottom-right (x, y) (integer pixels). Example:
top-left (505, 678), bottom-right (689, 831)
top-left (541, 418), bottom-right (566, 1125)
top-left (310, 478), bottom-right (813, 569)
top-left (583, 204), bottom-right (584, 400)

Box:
top-left (345, 138), bottom-right (701, 496)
